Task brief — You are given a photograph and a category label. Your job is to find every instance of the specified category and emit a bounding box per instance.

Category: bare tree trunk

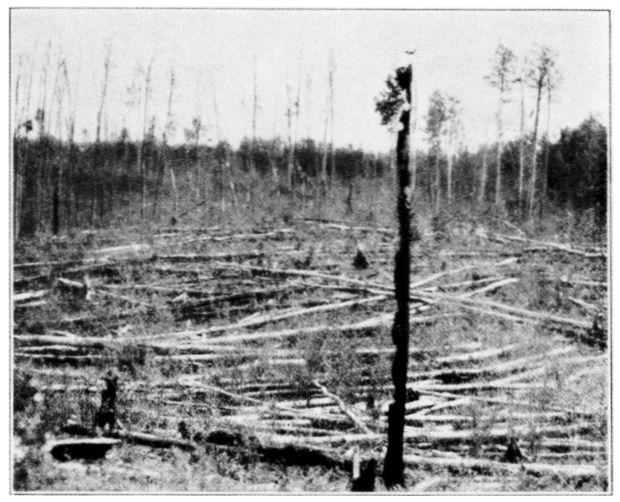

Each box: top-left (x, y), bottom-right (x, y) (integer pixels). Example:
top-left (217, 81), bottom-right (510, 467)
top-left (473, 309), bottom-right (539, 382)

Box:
top-left (447, 127), bottom-right (454, 205)
top-left (478, 146), bottom-right (488, 208)
top-left (383, 65), bottom-right (413, 489)
top-left (153, 68), bottom-right (176, 219)
top-left (286, 81), bottom-right (294, 191)
top-left (328, 55), bottom-right (335, 190)
top-left (518, 80), bottom-right (526, 215)
top-left (527, 77), bottom-right (544, 220)
top-left (14, 141), bottom-right (24, 238)
top-left (434, 152), bottom-right (441, 214)
top-left (51, 163), bottom-right (60, 235)
top-left (13, 58), bottom-right (23, 238)
top-left (35, 41), bottom-right (52, 233)
top-left (495, 92), bottom-right (504, 207)
top-left (540, 85), bottom-right (552, 220)
top-left (478, 117), bottom-right (490, 209)
top-left (446, 154), bottom-right (453, 205)
top-left (92, 47), bottom-right (111, 226)
top-left (139, 57), bottom-right (154, 223)
top-left (251, 54), bottom-right (258, 178)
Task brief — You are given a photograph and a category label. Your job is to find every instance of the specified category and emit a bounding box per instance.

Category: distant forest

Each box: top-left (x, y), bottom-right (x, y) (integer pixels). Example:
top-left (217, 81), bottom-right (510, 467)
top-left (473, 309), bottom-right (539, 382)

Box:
top-left (13, 115), bottom-right (607, 237)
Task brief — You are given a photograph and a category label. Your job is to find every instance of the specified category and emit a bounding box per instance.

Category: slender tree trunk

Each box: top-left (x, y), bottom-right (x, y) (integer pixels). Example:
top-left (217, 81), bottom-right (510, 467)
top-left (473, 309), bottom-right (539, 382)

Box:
top-left (447, 152), bottom-right (453, 205)
top-left (140, 57), bottom-right (153, 222)
top-left (446, 126), bottom-right (454, 205)
top-left (518, 80), bottom-right (526, 216)
top-left (14, 137), bottom-right (26, 238)
top-left (67, 124), bottom-right (77, 229)
top-left (495, 91), bottom-right (504, 207)
top-left (328, 59), bottom-right (335, 189)
top-left (320, 101), bottom-right (329, 197)
top-left (434, 150), bottom-right (441, 214)
top-left (251, 54), bottom-right (258, 178)
top-left (286, 81), bottom-right (294, 191)
top-left (51, 163), bottom-right (60, 235)
top-left (527, 77), bottom-right (544, 220)
top-left (540, 85), bottom-right (552, 220)
top-left (478, 145), bottom-right (488, 208)
top-left (383, 65), bottom-right (413, 489)
top-left (153, 68), bottom-right (175, 219)
top-left (169, 167), bottom-right (179, 218)
top-left (92, 49), bottom-right (111, 226)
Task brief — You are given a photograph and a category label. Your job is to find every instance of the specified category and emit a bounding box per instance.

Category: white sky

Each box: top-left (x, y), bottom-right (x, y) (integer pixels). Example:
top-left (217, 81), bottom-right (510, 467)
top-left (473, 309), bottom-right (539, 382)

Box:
top-left (10, 9), bottom-right (610, 152)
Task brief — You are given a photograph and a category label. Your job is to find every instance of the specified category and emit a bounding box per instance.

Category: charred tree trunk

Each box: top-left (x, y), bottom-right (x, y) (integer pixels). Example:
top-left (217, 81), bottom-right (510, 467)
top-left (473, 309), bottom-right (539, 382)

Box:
top-left (383, 65), bottom-right (413, 489)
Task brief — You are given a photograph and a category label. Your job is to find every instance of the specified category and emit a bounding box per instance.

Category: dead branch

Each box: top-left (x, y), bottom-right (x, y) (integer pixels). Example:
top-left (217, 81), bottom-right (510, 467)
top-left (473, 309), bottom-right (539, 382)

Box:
top-left (313, 380), bottom-right (372, 434)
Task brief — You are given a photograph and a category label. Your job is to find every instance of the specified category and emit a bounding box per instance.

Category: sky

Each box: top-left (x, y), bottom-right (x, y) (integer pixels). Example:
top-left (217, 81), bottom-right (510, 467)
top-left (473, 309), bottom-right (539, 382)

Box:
top-left (10, 9), bottom-right (610, 152)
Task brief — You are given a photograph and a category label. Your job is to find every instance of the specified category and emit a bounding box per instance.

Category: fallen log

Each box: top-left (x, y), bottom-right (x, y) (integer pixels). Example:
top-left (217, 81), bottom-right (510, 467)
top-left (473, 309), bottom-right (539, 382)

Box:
top-left (156, 251), bottom-right (265, 262)
top-left (403, 453), bottom-right (603, 482)
top-left (14, 300), bottom-right (48, 309)
top-left (561, 279), bottom-right (607, 289)
top-left (313, 380), bottom-right (372, 434)
top-left (112, 430), bottom-right (195, 451)
top-left (14, 289), bottom-right (49, 302)
top-left (490, 232), bottom-right (607, 259)
top-left (46, 438), bottom-right (120, 461)
top-left (148, 294), bottom-right (389, 344)
top-left (416, 291), bottom-right (592, 330)
top-left (436, 343), bottom-right (525, 365)
top-left (568, 297), bottom-right (600, 315)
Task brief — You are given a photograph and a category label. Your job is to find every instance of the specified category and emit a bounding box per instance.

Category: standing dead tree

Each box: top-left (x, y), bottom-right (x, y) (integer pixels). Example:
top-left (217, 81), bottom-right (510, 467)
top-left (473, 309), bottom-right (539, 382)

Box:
top-left (515, 72), bottom-right (526, 215)
top-left (425, 91), bottom-right (448, 213)
top-left (477, 116), bottom-right (490, 208)
top-left (153, 67), bottom-right (176, 220)
top-left (526, 45), bottom-right (554, 221)
top-left (139, 56), bottom-right (154, 222)
top-left (51, 58), bottom-right (68, 235)
top-left (445, 96), bottom-right (461, 206)
top-left (385, 64), bottom-right (413, 488)
top-left (540, 63), bottom-right (560, 220)
top-left (91, 46), bottom-right (111, 226)
top-left (375, 64), bottom-right (414, 488)
top-left (486, 44), bottom-right (515, 209)
top-left (320, 52), bottom-right (336, 198)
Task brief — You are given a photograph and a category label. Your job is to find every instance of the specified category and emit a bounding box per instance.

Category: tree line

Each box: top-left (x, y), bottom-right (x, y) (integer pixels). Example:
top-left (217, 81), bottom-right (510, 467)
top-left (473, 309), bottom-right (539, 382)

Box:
top-left (13, 114), bottom-right (606, 237)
